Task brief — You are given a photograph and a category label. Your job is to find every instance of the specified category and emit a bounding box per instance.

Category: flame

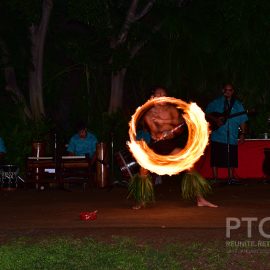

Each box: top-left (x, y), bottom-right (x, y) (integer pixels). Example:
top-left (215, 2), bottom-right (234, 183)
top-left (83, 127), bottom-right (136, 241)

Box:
top-left (127, 97), bottom-right (209, 176)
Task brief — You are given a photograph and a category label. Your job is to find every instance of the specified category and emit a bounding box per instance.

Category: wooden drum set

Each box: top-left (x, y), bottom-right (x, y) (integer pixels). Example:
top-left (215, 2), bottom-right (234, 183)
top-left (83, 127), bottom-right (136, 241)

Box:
top-left (0, 165), bottom-right (19, 190)
top-left (25, 142), bottom-right (111, 189)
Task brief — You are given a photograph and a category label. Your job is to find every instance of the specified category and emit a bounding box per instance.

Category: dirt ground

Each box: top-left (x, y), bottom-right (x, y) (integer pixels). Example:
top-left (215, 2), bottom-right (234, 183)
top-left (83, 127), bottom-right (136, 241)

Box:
top-left (1, 177), bottom-right (270, 246)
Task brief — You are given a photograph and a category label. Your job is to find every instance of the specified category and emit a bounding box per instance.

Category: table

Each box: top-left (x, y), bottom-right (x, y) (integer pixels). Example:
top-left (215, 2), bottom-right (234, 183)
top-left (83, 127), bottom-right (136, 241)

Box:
top-left (26, 156), bottom-right (95, 189)
top-left (195, 139), bottom-right (270, 179)
top-left (26, 157), bottom-right (56, 188)
top-left (59, 156), bottom-right (94, 189)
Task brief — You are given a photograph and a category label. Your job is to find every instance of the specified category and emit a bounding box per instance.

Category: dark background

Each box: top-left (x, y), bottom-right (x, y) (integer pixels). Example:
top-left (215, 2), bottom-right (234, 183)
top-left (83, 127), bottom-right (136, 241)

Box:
top-left (0, 0), bottom-right (270, 169)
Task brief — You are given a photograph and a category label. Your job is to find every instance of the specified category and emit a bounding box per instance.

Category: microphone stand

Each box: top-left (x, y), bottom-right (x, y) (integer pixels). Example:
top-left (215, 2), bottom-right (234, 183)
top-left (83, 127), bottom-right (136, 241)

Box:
top-left (226, 121), bottom-right (231, 184)
top-left (54, 133), bottom-right (58, 183)
top-left (224, 98), bottom-right (232, 184)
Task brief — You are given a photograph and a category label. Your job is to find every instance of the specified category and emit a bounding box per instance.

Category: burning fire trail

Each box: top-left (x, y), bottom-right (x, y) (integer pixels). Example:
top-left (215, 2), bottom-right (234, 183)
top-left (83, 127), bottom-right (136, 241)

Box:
top-left (127, 97), bottom-right (209, 176)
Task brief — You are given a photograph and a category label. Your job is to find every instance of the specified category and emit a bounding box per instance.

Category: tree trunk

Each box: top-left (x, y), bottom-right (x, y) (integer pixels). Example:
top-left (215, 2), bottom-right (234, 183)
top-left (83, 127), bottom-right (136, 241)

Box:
top-left (109, 68), bottom-right (127, 114)
top-left (29, 0), bottom-right (53, 120)
top-left (107, 1), bottom-right (157, 114)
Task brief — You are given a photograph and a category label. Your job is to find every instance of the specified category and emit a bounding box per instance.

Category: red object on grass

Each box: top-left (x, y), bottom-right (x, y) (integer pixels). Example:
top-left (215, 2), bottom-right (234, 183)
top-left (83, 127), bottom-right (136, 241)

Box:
top-left (80, 210), bottom-right (98, 221)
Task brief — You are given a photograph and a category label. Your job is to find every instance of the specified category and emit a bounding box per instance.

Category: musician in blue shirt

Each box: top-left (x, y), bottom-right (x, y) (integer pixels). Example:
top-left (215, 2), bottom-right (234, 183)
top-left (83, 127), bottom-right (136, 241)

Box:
top-left (205, 83), bottom-right (248, 184)
top-left (67, 123), bottom-right (98, 159)
top-left (0, 137), bottom-right (6, 160)
top-left (0, 137), bottom-right (7, 165)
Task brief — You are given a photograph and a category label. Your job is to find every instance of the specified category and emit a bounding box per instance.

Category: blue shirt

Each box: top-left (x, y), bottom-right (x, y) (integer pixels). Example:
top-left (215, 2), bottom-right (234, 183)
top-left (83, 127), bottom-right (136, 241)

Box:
top-left (205, 96), bottom-right (248, 145)
top-left (0, 137), bottom-right (6, 153)
top-left (67, 132), bottom-right (98, 158)
top-left (136, 130), bottom-right (151, 144)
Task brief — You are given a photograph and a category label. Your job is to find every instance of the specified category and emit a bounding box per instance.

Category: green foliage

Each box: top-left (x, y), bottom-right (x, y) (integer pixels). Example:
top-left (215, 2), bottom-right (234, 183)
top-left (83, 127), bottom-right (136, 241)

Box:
top-left (129, 0), bottom-right (270, 137)
top-left (127, 174), bottom-right (155, 205)
top-left (92, 110), bottom-right (129, 147)
top-left (3, 0), bottom-right (41, 24)
top-left (2, 119), bottom-right (53, 170)
top-left (1, 0), bottom-right (270, 171)
top-left (0, 2), bottom-right (31, 81)
top-left (30, 118), bottom-right (52, 142)
top-left (0, 96), bottom-right (53, 170)
top-left (66, 0), bottom-right (110, 29)
top-left (181, 170), bottom-right (212, 201)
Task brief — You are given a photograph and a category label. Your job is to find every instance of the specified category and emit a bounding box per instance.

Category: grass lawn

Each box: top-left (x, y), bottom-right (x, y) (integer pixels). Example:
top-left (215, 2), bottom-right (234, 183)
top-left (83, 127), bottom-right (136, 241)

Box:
top-left (0, 236), bottom-right (269, 270)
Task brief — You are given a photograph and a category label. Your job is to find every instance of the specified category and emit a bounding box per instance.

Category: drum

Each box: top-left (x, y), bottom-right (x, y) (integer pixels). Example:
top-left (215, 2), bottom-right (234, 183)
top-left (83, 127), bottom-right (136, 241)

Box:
top-left (31, 141), bottom-right (46, 157)
top-left (115, 149), bottom-right (140, 179)
top-left (0, 165), bottom-right (19, 190)
top-left (96, 143), bottom-right (109, 188)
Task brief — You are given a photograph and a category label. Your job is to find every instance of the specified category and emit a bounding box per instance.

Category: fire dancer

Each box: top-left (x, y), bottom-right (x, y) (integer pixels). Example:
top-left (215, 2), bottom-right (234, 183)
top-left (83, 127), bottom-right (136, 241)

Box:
top-left (128, 87), bottom-right (218, 209)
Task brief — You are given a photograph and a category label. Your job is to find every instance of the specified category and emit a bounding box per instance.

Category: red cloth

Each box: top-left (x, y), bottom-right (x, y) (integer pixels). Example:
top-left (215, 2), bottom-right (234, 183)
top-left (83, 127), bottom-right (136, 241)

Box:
top-left (195, 139), bottom-right (270, 179)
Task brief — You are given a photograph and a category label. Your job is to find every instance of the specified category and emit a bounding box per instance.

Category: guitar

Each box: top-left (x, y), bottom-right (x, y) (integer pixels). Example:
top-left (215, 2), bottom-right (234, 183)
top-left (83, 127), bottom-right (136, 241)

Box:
top-left (206, 109), bottom-right (255, 131)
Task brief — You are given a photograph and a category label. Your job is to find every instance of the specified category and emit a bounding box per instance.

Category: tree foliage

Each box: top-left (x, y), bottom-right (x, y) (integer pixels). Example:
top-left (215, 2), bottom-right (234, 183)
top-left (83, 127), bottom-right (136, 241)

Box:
top-left (1, 0), bottom-right (270, 167)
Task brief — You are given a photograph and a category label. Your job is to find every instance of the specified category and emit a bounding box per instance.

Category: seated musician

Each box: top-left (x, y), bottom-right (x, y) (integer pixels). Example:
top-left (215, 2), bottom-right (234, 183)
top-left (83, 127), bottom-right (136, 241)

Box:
top-left (67, 122), bottom-right (98, 162)
top-left (0, 136), bottom-right (6, 164)
top-left (56, 123), bottom-right (98, 188)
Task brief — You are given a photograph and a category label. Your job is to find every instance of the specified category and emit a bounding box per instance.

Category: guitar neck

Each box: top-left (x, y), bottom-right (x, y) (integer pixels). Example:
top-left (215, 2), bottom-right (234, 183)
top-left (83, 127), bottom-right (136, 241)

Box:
top-left (207, 109), bottom-right (251, 131)
top-left (228, 110), bottom-right (247, 119)
top-left (171, 122), bottom-right (185, 134)
top-left (155, 122), bottom-right (185, 142)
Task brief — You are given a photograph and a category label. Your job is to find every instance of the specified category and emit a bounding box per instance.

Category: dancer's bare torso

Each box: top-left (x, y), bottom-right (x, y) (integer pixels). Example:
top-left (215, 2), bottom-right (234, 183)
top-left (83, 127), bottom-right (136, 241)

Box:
top-left (144, 103), bottom-right (184, 141)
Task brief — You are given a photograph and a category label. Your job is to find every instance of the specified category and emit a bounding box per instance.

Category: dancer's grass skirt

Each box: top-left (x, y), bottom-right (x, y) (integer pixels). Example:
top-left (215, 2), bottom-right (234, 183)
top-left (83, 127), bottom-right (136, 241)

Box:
top-left (181, 170), bottom-right (212, 200)
top-left (127, 174), bottom-right (155, 205)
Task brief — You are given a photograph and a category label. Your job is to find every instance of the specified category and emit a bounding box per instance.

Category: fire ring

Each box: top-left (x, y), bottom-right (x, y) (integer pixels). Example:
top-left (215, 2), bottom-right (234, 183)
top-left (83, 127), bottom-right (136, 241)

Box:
top-left (127, 97), bottom-right (209, 175)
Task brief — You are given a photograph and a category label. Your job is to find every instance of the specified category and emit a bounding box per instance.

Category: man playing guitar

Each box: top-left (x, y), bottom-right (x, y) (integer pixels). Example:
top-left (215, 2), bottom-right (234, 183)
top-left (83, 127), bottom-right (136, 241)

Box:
top-left (205, 83), bottom-right (248, 185)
